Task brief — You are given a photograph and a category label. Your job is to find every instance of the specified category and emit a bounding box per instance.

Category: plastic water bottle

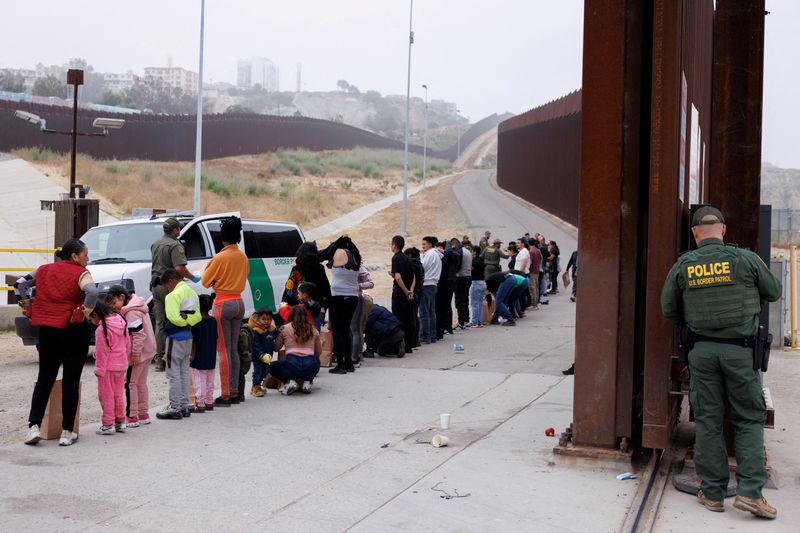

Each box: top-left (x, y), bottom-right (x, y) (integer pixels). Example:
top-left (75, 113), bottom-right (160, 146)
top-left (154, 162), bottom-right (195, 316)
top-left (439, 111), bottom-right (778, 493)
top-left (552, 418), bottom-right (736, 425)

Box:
top-left (453, 343), bottom-right (465, 352)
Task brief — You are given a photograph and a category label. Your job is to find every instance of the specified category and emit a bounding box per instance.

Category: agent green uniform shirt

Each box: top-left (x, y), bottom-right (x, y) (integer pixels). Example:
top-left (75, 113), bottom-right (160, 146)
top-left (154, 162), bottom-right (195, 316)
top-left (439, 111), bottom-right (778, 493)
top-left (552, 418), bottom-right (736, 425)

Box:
top-left (151, 234), bottom-right (188, 278)
top-left (661, 238), bottom-right (781, 337)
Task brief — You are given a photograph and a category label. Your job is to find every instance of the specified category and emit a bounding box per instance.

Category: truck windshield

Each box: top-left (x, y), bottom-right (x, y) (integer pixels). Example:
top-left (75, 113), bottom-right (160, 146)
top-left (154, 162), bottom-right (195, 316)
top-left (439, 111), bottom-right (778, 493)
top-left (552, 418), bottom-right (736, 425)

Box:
top-left (82, 222), bottom-right (163, 264)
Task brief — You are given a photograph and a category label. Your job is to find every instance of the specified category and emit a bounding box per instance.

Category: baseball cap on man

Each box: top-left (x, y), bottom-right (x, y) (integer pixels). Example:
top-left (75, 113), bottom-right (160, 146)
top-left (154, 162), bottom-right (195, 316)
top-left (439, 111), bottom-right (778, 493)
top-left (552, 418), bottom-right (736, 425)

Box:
top-left (163, 218), bottom-right (180, 231)
top-left (691, 206), bottom-right (725, 227)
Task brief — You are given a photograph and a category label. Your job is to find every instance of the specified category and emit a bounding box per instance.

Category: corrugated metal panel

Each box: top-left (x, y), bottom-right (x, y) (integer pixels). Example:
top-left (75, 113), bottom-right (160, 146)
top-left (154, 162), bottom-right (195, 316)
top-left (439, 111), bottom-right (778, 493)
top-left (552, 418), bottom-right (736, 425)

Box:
top-left (0, 100), bottom-right (506, 163)
top-left (496, 93), bottom-right (582, 226)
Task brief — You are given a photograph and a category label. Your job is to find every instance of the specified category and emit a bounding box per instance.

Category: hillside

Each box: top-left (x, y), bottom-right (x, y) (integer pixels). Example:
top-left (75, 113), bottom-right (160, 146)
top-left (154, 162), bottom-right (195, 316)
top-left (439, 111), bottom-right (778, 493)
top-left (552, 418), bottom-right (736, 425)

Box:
top-left (762, 162), bottom-right (800, 209)
top-left (209, 89), bottom-right (467, 151)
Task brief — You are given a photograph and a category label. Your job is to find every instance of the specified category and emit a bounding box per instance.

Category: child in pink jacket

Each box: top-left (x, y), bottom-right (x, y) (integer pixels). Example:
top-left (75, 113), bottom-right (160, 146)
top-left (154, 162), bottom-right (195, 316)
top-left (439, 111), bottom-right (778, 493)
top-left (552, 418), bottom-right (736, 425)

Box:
top-left (90, 302), bottom-right (131, 435)
top-left (107, 285), bottom-right (156, 427)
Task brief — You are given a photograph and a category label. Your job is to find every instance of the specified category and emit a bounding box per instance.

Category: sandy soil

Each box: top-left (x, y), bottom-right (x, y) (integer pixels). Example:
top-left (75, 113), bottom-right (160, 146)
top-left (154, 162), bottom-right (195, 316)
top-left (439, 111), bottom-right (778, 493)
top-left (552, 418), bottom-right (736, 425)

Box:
top-left (319, 172), bottom-right (471, 308)
top-left (0, 172), bottom-right (472, 446)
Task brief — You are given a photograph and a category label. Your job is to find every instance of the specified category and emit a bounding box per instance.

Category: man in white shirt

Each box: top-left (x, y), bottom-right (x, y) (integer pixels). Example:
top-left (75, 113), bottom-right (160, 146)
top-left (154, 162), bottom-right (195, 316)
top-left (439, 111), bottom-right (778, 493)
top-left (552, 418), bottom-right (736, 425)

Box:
top-left (514, 238), bottom-right (531, 311)
top-left (419, 236), bottom-right (442, 343)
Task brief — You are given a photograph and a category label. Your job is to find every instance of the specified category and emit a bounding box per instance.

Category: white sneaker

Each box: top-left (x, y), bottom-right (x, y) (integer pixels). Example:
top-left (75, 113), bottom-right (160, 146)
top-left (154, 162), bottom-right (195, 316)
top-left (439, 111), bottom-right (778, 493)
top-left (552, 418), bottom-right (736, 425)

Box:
top-left (58, 430), bottom-right (78, 446)
top-left (96, 425), bottom-right (114, 435)
top-left (301, 381), bottom-right (312, 394)
top-left (282, 379), bottom-right (298, 396)
top-left (24, 424), bottom-right (41, 445)
top-left (115, 423), bottom-right (127, 433)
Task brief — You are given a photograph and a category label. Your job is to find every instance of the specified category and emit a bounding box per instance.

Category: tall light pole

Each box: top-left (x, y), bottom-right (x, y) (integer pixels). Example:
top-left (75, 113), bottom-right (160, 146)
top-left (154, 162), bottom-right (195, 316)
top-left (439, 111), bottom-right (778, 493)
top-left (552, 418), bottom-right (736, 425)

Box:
top-left (193, 0), bottom-right (206, 216)
top-left (422, 83), bottom-right (428, 189)
top-left (401, 0), bottom-right (414, 236)
top-left (456, 108), bottom-right (461, 167)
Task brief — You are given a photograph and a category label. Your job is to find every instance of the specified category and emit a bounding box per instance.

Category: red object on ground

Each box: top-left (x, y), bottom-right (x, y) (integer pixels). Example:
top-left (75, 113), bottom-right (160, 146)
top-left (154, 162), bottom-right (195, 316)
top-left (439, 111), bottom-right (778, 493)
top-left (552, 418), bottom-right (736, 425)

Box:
top-left (545, 427), bottom-right (555, 437)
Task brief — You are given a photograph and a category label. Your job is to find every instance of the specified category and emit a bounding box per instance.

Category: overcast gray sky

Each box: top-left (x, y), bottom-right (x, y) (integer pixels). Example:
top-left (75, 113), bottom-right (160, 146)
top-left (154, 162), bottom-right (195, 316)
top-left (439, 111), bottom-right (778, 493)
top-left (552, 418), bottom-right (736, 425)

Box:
top-left (1, 1), bottom-right (797, 168)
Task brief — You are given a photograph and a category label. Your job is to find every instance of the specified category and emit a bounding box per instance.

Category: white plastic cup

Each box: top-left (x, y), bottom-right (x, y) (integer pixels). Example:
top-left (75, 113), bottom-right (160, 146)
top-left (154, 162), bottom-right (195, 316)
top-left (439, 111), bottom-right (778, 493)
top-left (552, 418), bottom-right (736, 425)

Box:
top-left (432, 434), bottom-right (449, 448)
top-left (440, 413), bottom-right (451, 430)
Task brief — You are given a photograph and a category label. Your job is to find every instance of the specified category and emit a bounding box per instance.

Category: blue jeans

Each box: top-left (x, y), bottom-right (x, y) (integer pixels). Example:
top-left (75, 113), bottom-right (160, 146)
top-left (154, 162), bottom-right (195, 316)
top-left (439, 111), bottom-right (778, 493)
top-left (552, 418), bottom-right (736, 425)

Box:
top-left (252, 356), bottom-right (270, 387)
top-left (419, 285), bottom-right (437, 341)
top-left (269, 354), bottom-right (321, 383)
top-left (493, 277), bottom-right (518, 322)
top-left (469, 281), bottom-right (486, 325)
top-left (509, 283), bottom-right (527, 315)
top-left (538, 271), bottom-right (546, 298)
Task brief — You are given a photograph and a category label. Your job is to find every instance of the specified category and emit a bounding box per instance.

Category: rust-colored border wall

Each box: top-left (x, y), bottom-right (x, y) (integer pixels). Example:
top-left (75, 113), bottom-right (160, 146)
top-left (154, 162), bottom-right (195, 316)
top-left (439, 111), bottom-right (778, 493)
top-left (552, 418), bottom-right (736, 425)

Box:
top-left (496, 98), bottom-right (581, 226)
top-left (0, 99), bottom-right (504, 163)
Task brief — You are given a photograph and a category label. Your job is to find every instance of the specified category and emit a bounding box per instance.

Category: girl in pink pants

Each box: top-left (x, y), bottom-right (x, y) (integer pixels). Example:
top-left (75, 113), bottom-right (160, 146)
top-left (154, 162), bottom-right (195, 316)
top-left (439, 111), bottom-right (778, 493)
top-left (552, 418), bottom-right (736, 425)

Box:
top-left (190, 294), bottom-right (218, 411)
top-left (108, 286), bottom-right (156, 427)
top-left (90, 303), bottom-right (130, 435)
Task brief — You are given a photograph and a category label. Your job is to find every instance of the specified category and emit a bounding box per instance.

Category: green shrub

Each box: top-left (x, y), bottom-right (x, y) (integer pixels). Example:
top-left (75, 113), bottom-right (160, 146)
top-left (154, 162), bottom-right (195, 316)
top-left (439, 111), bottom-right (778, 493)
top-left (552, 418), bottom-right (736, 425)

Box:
top-left (305, 162), bottom-right (325, 176)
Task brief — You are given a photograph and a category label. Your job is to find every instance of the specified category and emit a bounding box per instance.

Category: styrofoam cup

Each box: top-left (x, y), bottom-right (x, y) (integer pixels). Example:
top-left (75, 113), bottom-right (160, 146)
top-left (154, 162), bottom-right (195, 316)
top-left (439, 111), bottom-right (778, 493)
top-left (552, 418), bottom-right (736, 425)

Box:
top-left (440, 413), bottom-right (451, 430)
top-left (432, 434), bottom-right (449, 448)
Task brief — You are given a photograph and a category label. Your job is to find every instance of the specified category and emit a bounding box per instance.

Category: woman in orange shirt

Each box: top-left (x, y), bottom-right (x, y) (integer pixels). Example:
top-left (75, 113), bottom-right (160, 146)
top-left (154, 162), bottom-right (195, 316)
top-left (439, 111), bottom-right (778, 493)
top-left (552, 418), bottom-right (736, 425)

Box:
top-left (200, 216), bottom-right (249, 406)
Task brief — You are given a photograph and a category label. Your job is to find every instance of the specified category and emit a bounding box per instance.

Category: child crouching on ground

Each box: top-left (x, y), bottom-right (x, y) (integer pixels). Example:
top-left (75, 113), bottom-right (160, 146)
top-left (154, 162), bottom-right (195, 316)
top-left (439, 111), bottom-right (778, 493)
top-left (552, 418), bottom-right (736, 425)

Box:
top-left (250, 308), bottom-right (276, 397)
top-left (91, 302), bottom-right (131, 435)
top-left (191, 294), bottom-right (218, 412)
top-left (157, 269), bottom-right (201, 420)
top-left (106, 285), bottom-right (156, 427)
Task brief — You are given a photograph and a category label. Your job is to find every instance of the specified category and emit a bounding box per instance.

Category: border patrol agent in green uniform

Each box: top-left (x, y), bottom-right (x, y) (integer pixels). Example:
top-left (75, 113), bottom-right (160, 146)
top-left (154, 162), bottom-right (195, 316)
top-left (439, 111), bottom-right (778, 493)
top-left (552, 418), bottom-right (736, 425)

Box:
top-left (151, 218), bottom-right (198, 371)
top-left (661, 206), bottom-right (781, 519)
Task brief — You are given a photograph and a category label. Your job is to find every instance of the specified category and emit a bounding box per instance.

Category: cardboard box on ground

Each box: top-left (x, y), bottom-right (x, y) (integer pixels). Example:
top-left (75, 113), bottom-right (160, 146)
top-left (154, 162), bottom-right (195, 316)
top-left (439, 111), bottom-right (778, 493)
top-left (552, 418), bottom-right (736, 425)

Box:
top-left (40, 379), bottom-right (81, 439)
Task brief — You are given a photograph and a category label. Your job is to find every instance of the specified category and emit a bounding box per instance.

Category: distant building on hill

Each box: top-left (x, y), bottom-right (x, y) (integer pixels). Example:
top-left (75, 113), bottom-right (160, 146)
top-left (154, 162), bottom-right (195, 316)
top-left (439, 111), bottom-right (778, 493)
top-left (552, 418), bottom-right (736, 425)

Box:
top-left (144, 66), bottom-right (198, 95)
top-left (237, 58), bottom-right (279, 92)
top-left (103, 71), bottom-right (135, 93)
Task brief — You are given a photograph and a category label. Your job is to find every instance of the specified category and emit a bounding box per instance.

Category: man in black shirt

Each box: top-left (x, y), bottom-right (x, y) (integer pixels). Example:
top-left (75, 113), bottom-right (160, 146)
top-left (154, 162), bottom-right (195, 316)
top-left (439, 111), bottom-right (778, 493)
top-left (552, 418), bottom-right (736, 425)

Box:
top-left (435, 240), bottom-right (461, 338)
top-left (390, 235), bottom-right (416, 355)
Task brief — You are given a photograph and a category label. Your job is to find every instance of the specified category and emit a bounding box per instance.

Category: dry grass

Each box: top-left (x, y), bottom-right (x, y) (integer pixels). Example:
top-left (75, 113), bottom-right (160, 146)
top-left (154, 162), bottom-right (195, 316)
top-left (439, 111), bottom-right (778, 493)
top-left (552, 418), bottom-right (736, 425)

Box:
top-left (13, 148), bottom-right (452, 229)
top-left (320, 173), bottom-right (470, 307)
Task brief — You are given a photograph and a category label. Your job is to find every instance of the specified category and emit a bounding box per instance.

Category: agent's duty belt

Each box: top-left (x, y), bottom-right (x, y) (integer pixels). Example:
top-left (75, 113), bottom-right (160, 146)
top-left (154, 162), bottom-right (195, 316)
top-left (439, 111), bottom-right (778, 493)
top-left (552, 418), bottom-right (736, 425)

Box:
top-left (694, 334), bottom-right (755, 348)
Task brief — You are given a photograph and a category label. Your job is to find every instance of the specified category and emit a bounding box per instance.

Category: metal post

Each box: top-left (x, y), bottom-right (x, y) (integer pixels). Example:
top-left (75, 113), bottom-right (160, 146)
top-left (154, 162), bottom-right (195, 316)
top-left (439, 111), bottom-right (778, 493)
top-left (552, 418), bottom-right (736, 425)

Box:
top-left (401, 0), bottom-right (414, 235)
top-left (791, 245), bottom-right (797, 348)
top-left (456, 109), bottom-right (461, 165)
top-left (69, 77), bottom-right (79, 199)
top-left (422, 84), bottom-right (428, 188)
top-left (193, 0), bottom-right (206, 216)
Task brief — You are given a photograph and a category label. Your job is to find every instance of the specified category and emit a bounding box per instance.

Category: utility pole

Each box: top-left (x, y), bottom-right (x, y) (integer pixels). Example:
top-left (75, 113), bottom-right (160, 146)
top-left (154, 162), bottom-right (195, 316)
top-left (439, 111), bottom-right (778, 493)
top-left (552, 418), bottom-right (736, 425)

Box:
top-left (422, 83), bottom-right (428, 188)
top-left (193, 0), bottom-right (205, 216)
top-left (401, 0), bottom-right (414, 235)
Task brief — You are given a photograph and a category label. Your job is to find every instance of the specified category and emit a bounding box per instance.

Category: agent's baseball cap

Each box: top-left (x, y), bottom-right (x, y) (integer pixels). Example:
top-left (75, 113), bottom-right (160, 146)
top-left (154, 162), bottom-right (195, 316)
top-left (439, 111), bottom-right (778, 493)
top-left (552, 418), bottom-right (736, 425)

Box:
top-left (163, 218), bottom-right (180, 231)
top-left (692, 206), bottom-right (725, 227)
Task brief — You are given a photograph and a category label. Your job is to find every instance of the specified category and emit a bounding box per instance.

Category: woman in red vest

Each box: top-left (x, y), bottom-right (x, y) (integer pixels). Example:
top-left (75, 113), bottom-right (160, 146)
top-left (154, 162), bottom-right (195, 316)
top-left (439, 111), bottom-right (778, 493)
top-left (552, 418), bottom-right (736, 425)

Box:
top-left (15, 239), bottom-right (99, 447)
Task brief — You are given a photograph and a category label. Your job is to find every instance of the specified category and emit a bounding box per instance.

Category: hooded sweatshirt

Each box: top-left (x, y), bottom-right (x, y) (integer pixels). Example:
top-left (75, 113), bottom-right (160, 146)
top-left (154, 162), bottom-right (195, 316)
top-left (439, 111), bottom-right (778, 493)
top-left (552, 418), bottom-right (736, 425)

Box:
top-left (94, 313), bottom-right (131, 376)
top-left (121, 295), bottom-right (156, 363)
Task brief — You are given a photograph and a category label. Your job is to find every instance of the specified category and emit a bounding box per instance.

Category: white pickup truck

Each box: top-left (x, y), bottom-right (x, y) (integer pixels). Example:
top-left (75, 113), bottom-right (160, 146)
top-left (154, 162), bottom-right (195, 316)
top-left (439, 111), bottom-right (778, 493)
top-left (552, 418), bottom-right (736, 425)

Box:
top-left (16, 212), bottom-right (304, 345)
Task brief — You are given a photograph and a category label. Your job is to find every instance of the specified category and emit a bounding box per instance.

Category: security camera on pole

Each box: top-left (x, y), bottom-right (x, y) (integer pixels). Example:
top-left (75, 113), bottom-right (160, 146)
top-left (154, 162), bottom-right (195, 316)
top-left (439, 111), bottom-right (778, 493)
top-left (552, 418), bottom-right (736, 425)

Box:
top-left (14, 69), bottom-right (125, 242)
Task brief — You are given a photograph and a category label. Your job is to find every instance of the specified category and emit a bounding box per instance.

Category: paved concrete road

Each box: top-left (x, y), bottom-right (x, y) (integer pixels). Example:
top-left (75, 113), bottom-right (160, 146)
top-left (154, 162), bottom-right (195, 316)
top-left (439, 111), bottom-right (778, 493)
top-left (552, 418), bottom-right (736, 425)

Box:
top-left (0, 170), bottom-right (633, 533)
top-left (453, 169), bottom-right (576, 250)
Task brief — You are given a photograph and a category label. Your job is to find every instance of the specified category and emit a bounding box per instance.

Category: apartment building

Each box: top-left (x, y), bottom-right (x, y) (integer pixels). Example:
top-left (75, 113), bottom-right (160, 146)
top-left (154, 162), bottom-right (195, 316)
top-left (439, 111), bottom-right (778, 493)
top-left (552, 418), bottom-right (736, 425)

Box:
top-left (237, 58), bottom-right (278, 92)
top-left (144, 67), bottom-right (198, 95)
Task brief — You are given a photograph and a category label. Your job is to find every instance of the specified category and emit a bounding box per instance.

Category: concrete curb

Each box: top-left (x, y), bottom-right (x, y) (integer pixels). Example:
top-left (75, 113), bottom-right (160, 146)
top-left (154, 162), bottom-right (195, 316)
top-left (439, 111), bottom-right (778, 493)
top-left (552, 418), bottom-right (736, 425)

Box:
top-left (488, 172), bottom-right (579, 239)
top-left (0, 305), bottom-right (19, 330)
